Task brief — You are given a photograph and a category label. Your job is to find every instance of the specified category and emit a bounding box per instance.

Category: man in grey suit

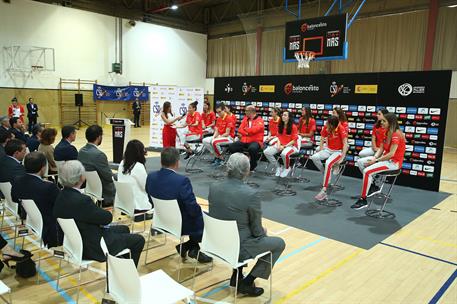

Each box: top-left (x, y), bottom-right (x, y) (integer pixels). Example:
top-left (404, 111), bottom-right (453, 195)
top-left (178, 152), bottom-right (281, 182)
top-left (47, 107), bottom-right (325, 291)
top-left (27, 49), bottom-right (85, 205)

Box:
top-left (78, 125), bottom-right (115, 206)
top-left (208, 153), bottom-right (285, 297)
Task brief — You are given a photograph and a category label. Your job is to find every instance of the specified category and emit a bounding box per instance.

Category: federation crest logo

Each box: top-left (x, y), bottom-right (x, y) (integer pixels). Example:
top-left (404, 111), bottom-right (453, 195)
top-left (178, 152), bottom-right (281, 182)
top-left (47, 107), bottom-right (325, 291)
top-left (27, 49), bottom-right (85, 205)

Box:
top-left (95, 86), bottom-right (107, 98)
top-left (398, 83), bottom-right (413, 96)
top-left (132, 88), bottom-right (142, 98)
top-left (284, 83), bottom-right (293, 95)
top-left (330, 81), bottom-right (344, 97)
top-left (179, 103), bottom-right (187, 116)
top-left (115, 88), bottom-right (124, 98)
top-left (152, 102), bottom-right (160, 117)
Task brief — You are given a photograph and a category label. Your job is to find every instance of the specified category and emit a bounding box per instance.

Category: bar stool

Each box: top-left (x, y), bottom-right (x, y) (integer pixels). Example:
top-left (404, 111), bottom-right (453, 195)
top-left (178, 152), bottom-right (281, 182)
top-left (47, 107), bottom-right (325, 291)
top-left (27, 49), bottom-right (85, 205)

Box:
top-left (273, 151), bottom-right (301, 197)
top-left (185, 139), bottom-right (205, 173)
top-left (207, 146), bottom-right (230, 180)
top-left (365, 169), bottom-right (401, 219)
top-left (318, 159), bottom-right (347, 207)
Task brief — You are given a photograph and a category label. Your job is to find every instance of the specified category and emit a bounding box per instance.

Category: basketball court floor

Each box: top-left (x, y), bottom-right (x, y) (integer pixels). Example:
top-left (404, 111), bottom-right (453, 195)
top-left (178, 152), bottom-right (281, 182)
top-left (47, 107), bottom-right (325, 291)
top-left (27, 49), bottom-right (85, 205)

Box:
top-left (1, 126), bottom-right (456, 304)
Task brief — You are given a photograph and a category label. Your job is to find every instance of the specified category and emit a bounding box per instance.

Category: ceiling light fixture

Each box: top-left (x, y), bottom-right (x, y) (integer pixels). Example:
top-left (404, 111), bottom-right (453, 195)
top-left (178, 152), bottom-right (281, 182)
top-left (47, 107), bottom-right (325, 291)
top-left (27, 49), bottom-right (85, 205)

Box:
top-left (448, 4), bottom-right (457, 8)
top-left (171, 4), bottom-right (178, 10)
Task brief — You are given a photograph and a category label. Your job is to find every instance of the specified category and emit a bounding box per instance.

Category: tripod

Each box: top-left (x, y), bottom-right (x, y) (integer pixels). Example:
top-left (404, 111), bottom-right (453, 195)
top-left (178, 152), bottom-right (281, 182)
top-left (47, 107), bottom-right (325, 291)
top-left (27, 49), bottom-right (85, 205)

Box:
top-left (73, 105), bottom-right (89, 129)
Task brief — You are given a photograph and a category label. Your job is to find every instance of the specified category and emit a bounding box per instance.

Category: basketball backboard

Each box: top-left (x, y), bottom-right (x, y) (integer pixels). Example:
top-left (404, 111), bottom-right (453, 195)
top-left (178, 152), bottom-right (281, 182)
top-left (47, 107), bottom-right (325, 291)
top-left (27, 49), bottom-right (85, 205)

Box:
top-left (284, 14), bottom-right (348, 62)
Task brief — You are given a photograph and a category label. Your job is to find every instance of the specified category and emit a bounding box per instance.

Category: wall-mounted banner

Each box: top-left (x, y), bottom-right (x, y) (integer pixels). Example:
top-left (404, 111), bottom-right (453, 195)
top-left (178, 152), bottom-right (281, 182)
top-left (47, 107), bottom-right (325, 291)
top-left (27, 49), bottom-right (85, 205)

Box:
top-left (214, 70), bottom-right (452, 192)
top-left (93, 85), bottom-right (149, 101)
top-left (149, 85), bottom-right (204, 149)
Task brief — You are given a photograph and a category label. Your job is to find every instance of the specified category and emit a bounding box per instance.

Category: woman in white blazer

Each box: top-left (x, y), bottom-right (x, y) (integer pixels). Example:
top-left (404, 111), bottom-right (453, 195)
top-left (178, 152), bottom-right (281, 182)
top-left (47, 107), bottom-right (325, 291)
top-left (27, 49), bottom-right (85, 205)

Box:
top-left (118, 140), bottom-right (152, 212)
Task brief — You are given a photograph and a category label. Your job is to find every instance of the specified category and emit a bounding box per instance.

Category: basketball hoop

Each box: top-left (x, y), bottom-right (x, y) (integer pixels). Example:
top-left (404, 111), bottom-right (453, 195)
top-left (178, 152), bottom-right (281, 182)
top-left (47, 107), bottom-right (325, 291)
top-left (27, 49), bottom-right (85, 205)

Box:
top-left (294, 51), bottom-right (315, 69)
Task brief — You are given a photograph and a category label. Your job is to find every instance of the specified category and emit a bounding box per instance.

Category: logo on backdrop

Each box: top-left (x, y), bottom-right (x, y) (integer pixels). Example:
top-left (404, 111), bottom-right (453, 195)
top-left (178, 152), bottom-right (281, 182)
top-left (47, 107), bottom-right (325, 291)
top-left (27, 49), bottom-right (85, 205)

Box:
top-left (242, 83), bottom-right (257, 95)
top-left (115, 88), bottom-right (124, 98)
top-left (224, 84), bottom-right (233, 93)
top-left (398, 83), bottom-right (425, 96)
top-left (95, 86), bottom-right (107, 98)
top-left (284, 83), bottom-right (319, 95)
top-left (132, 88), bottom-right (142, 98)
top-left (329, 81), bottom-right (344, 97)
top-left (152, 102), bottom-right (160, 116)
top-left (179, 103), bottom-right (187, 116)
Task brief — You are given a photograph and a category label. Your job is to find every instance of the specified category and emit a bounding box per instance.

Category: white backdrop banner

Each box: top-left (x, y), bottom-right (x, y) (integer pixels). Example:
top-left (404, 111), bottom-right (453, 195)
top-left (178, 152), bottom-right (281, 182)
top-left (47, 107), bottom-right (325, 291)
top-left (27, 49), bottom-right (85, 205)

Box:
top-left (149, 85), bottom-right (204, 148)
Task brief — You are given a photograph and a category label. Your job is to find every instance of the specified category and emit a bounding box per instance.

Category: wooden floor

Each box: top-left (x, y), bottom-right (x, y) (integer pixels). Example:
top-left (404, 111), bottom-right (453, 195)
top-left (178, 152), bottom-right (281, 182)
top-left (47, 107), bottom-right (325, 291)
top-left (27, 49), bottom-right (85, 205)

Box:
top-left (2, 125), bottom-right (456, 304)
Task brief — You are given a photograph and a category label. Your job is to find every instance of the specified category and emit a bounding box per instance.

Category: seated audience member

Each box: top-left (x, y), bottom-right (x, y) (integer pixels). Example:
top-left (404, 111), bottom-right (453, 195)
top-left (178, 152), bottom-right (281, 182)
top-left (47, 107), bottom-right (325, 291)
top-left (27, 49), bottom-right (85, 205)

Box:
top-left (9, 117), bottom-right (29, 143)
top-left (264, 110), bottom-right (298, 178)
top-left (264, 107), bottom-right (281, 146)
top-left (352, 113), bottom-right (406, 210)
top-left (357, 109), bottom-right (389, 160)
top-left (333, 107), bottom-right (348, 132)
top-left (0, 131), bottom-right (13, 159)
top-left (202, 103), bottom-right (235, 165)
top-left (297, 106), bottom-right (316, 149)
top-left (0, 139), bottom-right (26, 183)
top-left (146, 147), bottom-right (212, 263)
top-left (53, 160), bottom-right (145, 266)
top-left (201, 99), bottom-right (216, 136)
top-left (228, 105), bottom-right (264, 172)
top-left (78, 125), bottom-right (115, 206)
top-left (54, 125), bottom-right (78, 161)
top-left (311, 116), bottom-right (348, 201)
top-left (38, 128), bottom-right (58, 175)
top-left (26, 124), bottom-right (44, 152)
top-left (0, 116), bottom-right (10, 136)
top-left (177, 101), bottom-right (203, 159)
top-left (118, 140), bottom-right (152, 218)
top-left (224, 104), bottom-right (237, 125)
top-left (12, 152), bottom-right (62, 247)
top-left (1, 235), bottom-right (25, 270)
top-left (209, 153), bottom-right (285, 296)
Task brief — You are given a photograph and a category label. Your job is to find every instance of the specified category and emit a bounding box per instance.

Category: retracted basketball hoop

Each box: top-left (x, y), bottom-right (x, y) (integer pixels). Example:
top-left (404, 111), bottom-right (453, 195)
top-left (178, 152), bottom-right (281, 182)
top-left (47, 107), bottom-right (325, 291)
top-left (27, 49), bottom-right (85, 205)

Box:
top-left (294, 51), bottom-right (315, 69)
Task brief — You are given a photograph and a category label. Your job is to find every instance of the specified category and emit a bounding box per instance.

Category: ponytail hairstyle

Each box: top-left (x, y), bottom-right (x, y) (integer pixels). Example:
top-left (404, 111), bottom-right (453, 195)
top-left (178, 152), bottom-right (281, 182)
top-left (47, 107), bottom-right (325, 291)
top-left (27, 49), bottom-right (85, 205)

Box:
top-left (278, 110), bottom-right (293, 135)
top-left (271, 107), bottom-right (281, 117)
top-left (333, 107), bottom-right (347, 123)
top-left (375, 108), bottom-right (389, 128)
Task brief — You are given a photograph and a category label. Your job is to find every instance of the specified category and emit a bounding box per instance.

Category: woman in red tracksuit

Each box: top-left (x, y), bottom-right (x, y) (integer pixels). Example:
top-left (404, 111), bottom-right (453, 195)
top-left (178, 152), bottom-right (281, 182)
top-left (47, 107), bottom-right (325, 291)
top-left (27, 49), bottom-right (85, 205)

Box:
top-left (351, 112), bottom-right (406, 210)
top-left (202, 100), bottom-right (216, 136)
top-left (311, 115), bottom-right (349, 201)
top-left (264, 107), bottom-right (281, 146)
top-left (298, 106), bottom-right (316, 149)
top-left (263, 110), bottom-right (298, 178)
top-left (161, 101), bottom-right (183, 148)
top-left (178, 101), bottom-right (203, 159)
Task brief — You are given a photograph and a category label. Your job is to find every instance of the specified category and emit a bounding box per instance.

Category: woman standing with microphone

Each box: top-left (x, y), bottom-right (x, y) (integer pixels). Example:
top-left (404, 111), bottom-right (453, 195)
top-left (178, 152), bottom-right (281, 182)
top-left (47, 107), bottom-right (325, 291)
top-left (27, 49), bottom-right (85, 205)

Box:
top-left (161, 101), bottom-right (183, 148)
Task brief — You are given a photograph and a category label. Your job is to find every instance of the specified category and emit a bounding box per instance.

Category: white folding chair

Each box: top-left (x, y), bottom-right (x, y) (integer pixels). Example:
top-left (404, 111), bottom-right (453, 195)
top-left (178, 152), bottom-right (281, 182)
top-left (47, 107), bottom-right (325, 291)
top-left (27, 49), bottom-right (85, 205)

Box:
top-left (112, 178), bottom-right (151, 233)
top-left (106, 250), bottom-right (194, 304)
top-left (0, 182), bottom-right (22, 247)
top-left (146, 197), bottom-right (211, 282)
top-left (83, 171), bottom-right (104, 204)
top-left (21, 199), bottom-right (58, 284)
top-left (0, 280), bottom-right (12, 304)
top-left (193, 213), bottom-right (273, 304)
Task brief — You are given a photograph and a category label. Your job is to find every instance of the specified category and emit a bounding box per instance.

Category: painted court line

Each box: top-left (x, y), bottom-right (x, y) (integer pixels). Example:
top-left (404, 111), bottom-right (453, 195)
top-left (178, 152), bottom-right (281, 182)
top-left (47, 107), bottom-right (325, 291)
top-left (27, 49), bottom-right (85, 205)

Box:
top-left (428, 269), bottom-right (457, 304)
top-left (380, 242), bottom-right (457, 266)
top-left (270, 227), bottom-right (293, 235)
top-left (201, 237), bottom-right (326, 299)
top-left (275, 249), bottom-right (363, 304)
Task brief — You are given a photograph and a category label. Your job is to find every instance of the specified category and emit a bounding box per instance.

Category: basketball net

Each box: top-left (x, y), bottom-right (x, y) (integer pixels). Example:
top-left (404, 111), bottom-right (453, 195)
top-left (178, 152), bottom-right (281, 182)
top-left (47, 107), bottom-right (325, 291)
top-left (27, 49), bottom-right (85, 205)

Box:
top-left (294, 51), bottom-right (315, 69)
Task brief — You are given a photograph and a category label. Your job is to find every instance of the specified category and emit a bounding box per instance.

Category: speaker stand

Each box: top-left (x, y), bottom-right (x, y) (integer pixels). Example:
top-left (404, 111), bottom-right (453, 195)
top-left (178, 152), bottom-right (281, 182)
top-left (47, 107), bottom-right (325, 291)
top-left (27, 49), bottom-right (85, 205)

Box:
top-left (73, 105), bottom-right (89, 129)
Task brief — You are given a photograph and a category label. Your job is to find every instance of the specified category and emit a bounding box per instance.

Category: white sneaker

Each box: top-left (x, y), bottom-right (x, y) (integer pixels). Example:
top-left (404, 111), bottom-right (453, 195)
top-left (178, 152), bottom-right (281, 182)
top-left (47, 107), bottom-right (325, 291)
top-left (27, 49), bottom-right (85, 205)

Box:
top-left (280, 167), bottom-right (291, 178)
top-left (314, 189), bottom-right (328, 201)
top-left (275, 166), bottom-right (283, 177)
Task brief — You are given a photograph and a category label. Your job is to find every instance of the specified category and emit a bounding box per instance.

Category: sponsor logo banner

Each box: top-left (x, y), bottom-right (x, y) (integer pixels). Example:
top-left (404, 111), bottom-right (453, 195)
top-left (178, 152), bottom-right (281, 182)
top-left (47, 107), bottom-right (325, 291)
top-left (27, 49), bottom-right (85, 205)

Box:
top-left (355, 84), bottom-right (378, 94)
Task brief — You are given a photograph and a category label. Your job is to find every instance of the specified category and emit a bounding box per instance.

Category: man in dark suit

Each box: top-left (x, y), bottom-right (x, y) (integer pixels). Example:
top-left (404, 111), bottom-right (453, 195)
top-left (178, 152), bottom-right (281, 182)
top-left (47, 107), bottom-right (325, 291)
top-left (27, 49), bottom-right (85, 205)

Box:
top-left (0, 139), bottom-right (27, 183)
top-left (26, 124), bottom-right (44, 153)
top-left (0, 116), bottom-right (10, 137)
top-left (0, 131), bottom-right (13, 159)
top-left (209, 153), bottom-right (285, 297)
top-left (77, 125), bottom-right (115, 205)
top-left (26, 97), bottom-right (39, 133)
top-left (53, 160), bottom-right (145, 266)
top-left (146, 147), bottom-right (212, 263)
top-left (12, 152), bottom-right (62, 248)
top-left (132, 98), bottom-right (141, 128)
top-left (54, 125), bottom-right (78, 161)
top-left (9, 117), bottom-right (29, 143)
